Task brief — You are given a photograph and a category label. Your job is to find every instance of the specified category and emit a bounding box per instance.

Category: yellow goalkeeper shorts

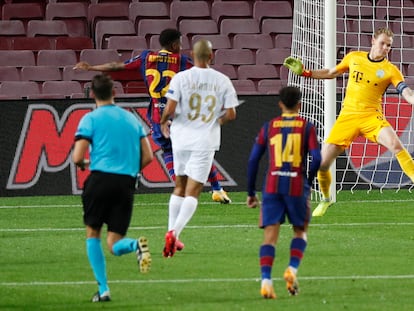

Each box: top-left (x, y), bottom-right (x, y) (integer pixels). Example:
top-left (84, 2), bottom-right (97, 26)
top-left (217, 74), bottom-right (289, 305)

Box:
top-left (326, 110), bottom-right (391, 148)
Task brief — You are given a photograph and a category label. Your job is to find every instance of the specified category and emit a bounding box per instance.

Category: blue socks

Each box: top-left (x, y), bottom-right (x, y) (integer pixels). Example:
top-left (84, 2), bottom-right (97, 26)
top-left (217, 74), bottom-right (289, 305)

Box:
top-left (112, 238), bottom-right (138, 256)
top-left (86, 238), bottom-right (109, 295)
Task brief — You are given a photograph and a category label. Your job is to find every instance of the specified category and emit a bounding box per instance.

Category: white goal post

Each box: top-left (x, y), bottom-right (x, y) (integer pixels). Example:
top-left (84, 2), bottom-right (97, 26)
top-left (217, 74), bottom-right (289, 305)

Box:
top-left (289, 0), bottom-right (414, 199)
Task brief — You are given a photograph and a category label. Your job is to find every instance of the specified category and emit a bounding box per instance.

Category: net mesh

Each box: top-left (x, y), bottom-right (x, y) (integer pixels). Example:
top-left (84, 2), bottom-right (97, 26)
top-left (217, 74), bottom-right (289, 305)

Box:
top-left (289, 0), bottom-right (414, 194)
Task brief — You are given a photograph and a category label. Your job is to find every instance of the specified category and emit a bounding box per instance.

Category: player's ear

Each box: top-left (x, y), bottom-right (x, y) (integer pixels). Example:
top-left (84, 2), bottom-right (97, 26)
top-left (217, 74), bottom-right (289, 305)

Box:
top-left (278, 101), bottom-right (284, 110)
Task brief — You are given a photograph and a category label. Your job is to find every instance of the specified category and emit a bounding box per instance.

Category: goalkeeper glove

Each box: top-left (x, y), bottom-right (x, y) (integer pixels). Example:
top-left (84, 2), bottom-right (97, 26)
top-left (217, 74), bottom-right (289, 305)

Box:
top-left (283, 57), bottom-right (312, 77)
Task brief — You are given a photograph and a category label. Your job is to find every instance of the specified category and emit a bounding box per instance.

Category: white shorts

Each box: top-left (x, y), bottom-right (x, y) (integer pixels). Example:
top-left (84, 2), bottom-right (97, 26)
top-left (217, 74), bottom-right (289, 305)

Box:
top-left (173, 150), bottom-right (215, 184)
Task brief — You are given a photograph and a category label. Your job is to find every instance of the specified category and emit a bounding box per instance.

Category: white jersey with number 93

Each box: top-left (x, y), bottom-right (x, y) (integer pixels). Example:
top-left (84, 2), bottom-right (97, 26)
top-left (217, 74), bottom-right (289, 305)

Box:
top-left (166, 66), bottom-right (239, 151)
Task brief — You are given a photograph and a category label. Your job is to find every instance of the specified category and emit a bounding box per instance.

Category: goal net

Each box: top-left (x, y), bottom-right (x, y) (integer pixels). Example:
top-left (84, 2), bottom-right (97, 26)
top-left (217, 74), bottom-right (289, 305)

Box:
top-left (289, 0), bottom-right (414, 198)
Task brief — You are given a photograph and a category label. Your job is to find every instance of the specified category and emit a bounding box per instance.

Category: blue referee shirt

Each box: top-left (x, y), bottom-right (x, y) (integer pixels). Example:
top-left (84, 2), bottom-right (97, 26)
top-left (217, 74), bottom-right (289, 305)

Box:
top-left (75, 104), bottom-right (147, 177)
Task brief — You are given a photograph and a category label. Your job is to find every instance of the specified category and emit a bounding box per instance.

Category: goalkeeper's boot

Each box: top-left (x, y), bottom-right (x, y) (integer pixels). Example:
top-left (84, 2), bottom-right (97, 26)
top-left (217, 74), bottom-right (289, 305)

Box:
top-left (163, 230), bottom-right (177, 258)
top-left (312, 198), bottom-right (333, 217)
top-left (136, 236), bottom-right (151, 273)
top-left (260, 279), bottom-right (276, 299)
top-left (212, 189), bottom-right (232, 204)
top-left (175, 239), bottom-right (185, 252)
top-left (92, 291), bottom-right (111, 302)
top-left (284, 267), bottom-right (299, 296)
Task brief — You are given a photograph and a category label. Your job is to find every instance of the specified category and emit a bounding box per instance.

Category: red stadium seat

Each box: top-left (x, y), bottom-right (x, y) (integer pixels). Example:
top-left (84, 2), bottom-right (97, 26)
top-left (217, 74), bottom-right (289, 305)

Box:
top-left (238, 64), bottom-right (278, 80)
top-left (211, 64), bottom-right (237, 80)
top-left (62, 65), bottom-right (96, 84)
top-left (253, 1), bottom-right (292, 22)
top-left (138, 19), bottom-right (176, 39)
top-left (12, 37), bottom-right (54, 51)
top-left (0, 66), bottom-right (20, 81)
top-left (257, 79), bottom-right (286, 95)
top-left (27, 20), bottom-right (69, 38)
top-left (94, 20), bottom-right (136, 49)
top-left (406, 64), bottom-right (414, 77)
top-left (79, 49), bottom-right (120, 65)
top-left (232, 34), bottom-right (273, 49)
top-left (0, 20), bottom-right (26, 37)
top-left (88, 2), bottom-right (130, 35)
top-left (375, 0), bottom-right (414, 19)
top-left (231, 79), bottom-right (257, 94)
top-left (37, 49), bottom-right (77, 68)
top-left (255, 48), bottom-right (291, 65)
top-left (1, 3), bottom-right (45, 30)
top-left (42, 80), bottom-right (83, 98)
top-left (21, 66), bottom-right (62, 82)
top-left (274, 34), bottom-right (292, 48)
top-left (220, 19), bottom-right (260, 37)
top-left (55, 37), bottom-right (94, 59)
top-left (129, 1), bottom-right (170, 32)
top-left (191, 34), bottom-right (231, 50)
top-left (261, 19), bottom-right (293, 35)
top-left (0, 81), bottom-right (40, 99)
top-left (179, 19), bottom-right (219, 41)
top-left (107, 36), bottom-right (148, 61)
top-left (214, 49), bottom-right (255, 65)
top-left (0, 38), bottom-right (13, 50)
top-left (211, 1), bottom-right (252, 25)
top-left (0, 50), bottom-right (35, 67)
top-left (170, 1), bottom-right (210, 25)
top-left (45, 2), bottom-right (89, 37)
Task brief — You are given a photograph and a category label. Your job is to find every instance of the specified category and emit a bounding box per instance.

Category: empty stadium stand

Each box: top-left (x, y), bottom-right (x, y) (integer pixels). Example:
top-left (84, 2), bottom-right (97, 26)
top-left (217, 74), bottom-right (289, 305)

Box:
top-left (0, 0), bottom-right (296, 98)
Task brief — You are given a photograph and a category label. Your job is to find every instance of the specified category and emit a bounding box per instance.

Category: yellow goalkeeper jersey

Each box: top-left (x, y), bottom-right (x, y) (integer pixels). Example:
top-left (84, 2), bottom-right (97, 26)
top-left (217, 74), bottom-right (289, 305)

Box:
top-left (336, 51), bottom-right (404, 113)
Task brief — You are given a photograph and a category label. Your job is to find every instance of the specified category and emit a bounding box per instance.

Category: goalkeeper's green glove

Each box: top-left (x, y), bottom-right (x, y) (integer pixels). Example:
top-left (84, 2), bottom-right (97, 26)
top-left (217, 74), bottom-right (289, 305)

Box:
top-left (283, 57), bottom-right (312, 77)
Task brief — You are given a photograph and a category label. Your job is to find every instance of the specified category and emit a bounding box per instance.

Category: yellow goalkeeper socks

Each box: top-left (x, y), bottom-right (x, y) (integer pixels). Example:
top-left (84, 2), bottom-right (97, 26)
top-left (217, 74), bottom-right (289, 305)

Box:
top-left (396, 149), bottom-right (414, 183)
top-left (317, 170), bottom-right (331, 200)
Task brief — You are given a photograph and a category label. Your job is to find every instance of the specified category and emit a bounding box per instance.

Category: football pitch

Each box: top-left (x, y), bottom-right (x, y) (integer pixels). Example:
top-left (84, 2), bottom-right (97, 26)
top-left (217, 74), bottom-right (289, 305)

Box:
top-left (0, 190), bottom-right (413, 310)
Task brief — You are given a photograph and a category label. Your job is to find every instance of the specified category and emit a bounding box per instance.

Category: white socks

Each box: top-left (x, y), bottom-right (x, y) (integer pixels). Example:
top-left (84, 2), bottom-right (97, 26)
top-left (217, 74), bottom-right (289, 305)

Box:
top-left (172, 196), bottom-right (198, 237)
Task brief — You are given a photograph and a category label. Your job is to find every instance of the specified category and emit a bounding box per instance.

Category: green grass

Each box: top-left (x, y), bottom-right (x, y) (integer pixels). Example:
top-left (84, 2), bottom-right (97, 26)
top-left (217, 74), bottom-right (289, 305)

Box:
top-left (1, 190), bottom-right (413, 310)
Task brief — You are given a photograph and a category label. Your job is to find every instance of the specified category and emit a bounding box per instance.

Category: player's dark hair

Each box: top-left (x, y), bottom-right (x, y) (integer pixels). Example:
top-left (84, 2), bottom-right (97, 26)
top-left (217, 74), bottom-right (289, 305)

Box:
top-left (91, 74), bottom-right (113, 101)
top-left (159, 28), bottom-right (181, 48)
top-left (279, 86), bottom-right (302, 109)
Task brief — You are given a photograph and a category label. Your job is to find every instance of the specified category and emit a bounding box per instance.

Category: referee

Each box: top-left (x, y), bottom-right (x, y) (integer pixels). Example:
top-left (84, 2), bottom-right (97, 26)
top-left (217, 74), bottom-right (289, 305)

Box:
top-left (72, 74), bottom-right (153, 302)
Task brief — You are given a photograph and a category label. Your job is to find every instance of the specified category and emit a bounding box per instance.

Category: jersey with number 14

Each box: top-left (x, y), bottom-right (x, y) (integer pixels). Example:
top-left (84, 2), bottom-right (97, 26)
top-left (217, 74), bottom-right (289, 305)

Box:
top-left (124, 49), bottom-right (193, 123)
top-left (256, 113), bottom-right (319, 196)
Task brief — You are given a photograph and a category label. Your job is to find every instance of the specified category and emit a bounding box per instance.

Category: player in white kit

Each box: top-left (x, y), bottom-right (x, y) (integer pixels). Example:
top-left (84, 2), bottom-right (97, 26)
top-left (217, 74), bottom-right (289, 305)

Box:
top-left (160, 39), bottom-right (239, 257)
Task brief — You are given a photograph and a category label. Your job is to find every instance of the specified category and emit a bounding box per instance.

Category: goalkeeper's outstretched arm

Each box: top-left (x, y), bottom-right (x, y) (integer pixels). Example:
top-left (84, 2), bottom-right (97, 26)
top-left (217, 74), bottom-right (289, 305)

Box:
top-left (283, 56), bottom-right (341, 79)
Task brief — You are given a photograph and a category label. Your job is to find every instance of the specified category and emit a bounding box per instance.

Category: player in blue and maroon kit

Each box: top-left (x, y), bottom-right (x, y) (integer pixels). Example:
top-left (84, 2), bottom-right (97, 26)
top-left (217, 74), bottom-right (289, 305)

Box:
top-left (74, 29), bottom-right (231, 205)
top-left (246, 86), bottom-right (321, 299)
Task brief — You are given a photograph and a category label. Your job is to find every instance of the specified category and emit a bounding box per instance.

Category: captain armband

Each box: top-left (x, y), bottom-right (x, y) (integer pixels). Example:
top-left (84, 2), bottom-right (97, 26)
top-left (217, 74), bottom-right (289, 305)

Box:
top-left (397, 81), bottom-right (408, 95)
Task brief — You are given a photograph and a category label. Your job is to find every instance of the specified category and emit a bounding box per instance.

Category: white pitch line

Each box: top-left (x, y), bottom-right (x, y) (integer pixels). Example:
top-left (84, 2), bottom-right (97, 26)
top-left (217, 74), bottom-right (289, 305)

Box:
top-left (1, 274), bottom-right (414, 287)
top-left (1, 198), bottom-right (414, 209)
top-left (1, 222), bottom-right (414, 233)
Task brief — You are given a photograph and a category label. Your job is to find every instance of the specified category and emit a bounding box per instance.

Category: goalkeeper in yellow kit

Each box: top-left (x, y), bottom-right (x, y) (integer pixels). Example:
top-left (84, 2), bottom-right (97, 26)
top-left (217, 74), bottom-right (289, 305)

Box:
top-left (284, 28), bottom-right (414, 216)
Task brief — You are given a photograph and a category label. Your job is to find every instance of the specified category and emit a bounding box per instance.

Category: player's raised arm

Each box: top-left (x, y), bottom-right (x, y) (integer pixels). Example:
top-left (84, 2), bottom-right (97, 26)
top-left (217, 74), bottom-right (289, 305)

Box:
top-left (73, 61), bottom-right (126, 72)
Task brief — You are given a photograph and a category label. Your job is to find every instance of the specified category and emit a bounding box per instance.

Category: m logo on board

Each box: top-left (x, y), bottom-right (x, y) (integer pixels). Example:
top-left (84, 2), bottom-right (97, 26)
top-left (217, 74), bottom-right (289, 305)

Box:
top-left (7, 103), bottom-right (236, 195)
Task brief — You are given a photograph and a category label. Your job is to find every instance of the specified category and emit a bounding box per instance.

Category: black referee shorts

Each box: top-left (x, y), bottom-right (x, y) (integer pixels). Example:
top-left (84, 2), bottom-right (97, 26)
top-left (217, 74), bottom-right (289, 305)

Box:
top-left (82, 171), bottom-right (136, 236)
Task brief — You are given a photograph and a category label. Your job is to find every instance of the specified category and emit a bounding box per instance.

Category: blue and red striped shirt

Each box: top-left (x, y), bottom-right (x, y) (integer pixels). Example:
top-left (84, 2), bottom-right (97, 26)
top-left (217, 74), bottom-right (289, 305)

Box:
top-left (124, 49), bottom-right (193, 124)
top-left (247, 113), bottom-right (321, 197)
